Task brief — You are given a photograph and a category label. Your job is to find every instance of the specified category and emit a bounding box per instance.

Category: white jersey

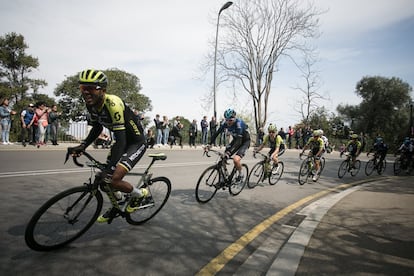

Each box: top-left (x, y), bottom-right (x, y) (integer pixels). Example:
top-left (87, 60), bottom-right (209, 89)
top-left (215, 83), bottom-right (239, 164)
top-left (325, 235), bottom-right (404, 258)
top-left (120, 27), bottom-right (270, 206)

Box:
top-left (321, 135), bottom-right (329, 149)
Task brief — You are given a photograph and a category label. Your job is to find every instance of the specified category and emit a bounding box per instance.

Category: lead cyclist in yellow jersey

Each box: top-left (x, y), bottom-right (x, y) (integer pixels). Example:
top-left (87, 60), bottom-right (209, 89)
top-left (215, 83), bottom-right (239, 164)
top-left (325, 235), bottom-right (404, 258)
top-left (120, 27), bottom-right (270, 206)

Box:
top-left (254, 124), bottom-right (285, 167)
top-left (69, 69), bottom-right (149, 223)
top-left (300, 130), bottom-right (324, 181)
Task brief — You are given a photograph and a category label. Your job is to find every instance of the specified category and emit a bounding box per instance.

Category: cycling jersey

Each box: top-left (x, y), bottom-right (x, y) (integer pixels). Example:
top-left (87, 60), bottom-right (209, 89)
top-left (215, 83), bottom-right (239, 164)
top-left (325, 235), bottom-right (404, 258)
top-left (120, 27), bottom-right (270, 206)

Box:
top-left (211, 118), bottom-right (250, 157)
top-left (83, 94), bottom-right (146, 172)
top-left (263, 134), bottom-right (285, 156)
top-left (346, 140), bottom-right (361, 156)
top-left (305, 137), bottom-right (324, 155)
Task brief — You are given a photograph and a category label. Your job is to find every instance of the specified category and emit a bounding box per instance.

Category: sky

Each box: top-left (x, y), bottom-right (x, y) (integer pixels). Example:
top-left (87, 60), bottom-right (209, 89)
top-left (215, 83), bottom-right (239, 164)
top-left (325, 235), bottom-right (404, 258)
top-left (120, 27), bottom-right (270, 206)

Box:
top-left (1, 0), bottom-right (414, 129)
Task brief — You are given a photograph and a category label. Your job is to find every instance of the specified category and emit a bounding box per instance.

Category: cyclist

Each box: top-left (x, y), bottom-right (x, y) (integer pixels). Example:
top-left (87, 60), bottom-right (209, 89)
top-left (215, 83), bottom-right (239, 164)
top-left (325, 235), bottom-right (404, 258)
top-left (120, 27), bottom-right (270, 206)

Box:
top-left (69, 69), bottom-right (149, 223)
top-left (341, 133), bottom-right (362, 169)
top-left (254, 124), bottom-right (285, 173)
top-left (300, 130), bottom-right (324, 181)
top-left (206, 108), bottom-right (250, 182)
top-left (367, 135), bottom-right (388, 170)
top-left (319, 129), bottom-right (330, 153)
top-left (396, 137), bottom-right (414, 173)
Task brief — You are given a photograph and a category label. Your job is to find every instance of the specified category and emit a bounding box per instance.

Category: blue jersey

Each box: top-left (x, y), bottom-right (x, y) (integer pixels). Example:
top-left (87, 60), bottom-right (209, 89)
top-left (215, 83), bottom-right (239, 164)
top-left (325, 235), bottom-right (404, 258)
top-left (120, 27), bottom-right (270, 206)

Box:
top-left (212, 118), bottom-right (250, 143)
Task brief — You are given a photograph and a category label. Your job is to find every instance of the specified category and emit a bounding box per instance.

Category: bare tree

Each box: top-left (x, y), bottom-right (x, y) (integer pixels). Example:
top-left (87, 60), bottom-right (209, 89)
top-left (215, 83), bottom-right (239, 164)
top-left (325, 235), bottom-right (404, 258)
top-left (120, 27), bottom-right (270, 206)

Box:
top-left (293, 53), bottom-right (328, 125)
top-left (214, 0), bottom-right (321, 132)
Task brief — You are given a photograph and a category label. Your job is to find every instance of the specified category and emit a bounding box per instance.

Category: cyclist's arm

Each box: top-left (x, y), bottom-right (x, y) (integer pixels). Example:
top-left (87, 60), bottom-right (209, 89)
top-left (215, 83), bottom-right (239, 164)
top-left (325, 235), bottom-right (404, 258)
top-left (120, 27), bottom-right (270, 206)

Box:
top-left (316, 138), bottom-right (324, 157)
top-left (82, 123), bottom-right (103, 147)
top-left (107, 129), bottom-right (127, 172)
top-left (256, 135), bottom-right (268, 152)
top-left (209, 124), bottom-right (223, 145)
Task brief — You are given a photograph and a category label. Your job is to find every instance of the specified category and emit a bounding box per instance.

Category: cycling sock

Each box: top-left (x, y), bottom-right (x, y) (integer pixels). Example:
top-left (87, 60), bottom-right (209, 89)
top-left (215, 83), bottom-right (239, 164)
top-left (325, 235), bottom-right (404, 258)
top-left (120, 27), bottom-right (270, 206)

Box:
top-left (131, 186), bottom-right (143, 197)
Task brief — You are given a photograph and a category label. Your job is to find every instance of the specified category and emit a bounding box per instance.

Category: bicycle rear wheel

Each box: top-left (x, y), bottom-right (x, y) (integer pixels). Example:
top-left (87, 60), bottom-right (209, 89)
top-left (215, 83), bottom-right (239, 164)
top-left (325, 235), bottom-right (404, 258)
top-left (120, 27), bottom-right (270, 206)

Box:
top-left (338, 160), bottom-right (348, 179)
top-left (377, 159), bottom-right (386, 175)
top-left (350, 160), bottom-right (361, 176)
top-left (229, 164), bottom-right (248, 196)
top-left (247, 162), bottom-right (264, 189)
top-left (126, 177), bottom-right (171, 225)
top-left (298, 159), bottom-right (310, 185)
top-left (195, 165), bottom-right (219, 203)
top-left (269, 162), bottom-right (284, 185)
top-left (365, 159), bottom-right (375, 176)
top-left (25, 186), bottom-right (103, 251)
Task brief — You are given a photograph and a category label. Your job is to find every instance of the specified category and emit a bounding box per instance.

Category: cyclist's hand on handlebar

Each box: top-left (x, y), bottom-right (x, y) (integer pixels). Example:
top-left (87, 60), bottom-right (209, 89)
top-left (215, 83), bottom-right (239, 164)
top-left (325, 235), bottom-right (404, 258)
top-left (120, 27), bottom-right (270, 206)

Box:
top-left (68, 144), bottom-right (86, 157)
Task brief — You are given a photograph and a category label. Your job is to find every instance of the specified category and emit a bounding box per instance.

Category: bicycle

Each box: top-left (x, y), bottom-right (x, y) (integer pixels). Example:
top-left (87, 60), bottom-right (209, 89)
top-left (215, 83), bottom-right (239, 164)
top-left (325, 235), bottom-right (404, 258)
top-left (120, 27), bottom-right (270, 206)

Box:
top-left (394, 153), bottom-right (413, 175)
top-left (365, 153), bottom-right (387, 175)
top-left (195, 148), bottom-right (248, 203)
top-left (298, 151), bottom-right (326, 185)
top-left (338, 152), bottom-right (361, 178)
top-left (25, 149), bottom-right (171, 251)
top-left (247, 151), bottom-right (284, 188)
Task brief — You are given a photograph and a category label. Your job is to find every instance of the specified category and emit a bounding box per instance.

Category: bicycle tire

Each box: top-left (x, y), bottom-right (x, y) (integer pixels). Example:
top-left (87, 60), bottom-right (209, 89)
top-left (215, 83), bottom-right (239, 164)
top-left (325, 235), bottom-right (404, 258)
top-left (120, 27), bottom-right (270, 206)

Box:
top-left (25, 186), bottom-right (103, 251)
top-left (338, 160), bottom-right (348, 179)
top-left (365, 159), bottom-right (375, 176)
top-left (229, 164), bottom-right (248, 196)
top-left (247, 162), bottom-right (264, 189)
top-left (298, 158), bottom-right (310, 185)
top-left (269, 162), bottom-right (284, 185)
top-left (195, 165), bottom-right (219, 203)
top-left (319, 157), bottom-right (326, 173)
top-left (126, 176), bottom-right (171, 225)
top-left (394, 157), bottom-right (401, 175)
top-left (350, 160), bottom-right (361, 176)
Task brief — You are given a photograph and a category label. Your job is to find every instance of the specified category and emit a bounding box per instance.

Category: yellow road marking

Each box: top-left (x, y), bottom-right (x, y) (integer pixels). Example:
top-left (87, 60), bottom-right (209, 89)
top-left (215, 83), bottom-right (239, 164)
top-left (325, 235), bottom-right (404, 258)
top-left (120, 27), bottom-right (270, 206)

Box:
top-left (196, 182), bottom-right (366, 275)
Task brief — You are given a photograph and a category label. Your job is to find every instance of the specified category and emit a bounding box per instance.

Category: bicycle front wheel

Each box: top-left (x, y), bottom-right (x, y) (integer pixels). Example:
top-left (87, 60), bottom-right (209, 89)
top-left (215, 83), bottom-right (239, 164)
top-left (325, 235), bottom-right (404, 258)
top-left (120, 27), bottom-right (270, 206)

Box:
top-left (229, 164), bottom-right (248, 196)
top-left (25, 186), bottom-right (103, 251)
top-left (269, 162), bottom-right (284, 185)
top-left (298, 159), bottom-right (310, 185)
top-left (394, 157), bottom-right (401, 175)
top-left (195, 165), bottom-right (219, 203)
top-left (338, 160), bottom-right (348, 179)
top-left (126, 176), bottom-right (171, 225)
top-left (365, 159), bottom-right (375, 176)
top-left (247, 162), bottom-right (264, 189)
top-left (350, 160), bottom-right (361, 176)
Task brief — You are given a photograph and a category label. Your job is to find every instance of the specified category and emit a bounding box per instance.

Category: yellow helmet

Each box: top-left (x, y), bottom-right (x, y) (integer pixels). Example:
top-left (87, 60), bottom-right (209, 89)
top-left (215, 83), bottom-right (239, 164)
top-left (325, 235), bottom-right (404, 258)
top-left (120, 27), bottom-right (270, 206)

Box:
top-left (79, 69), bottom-right (108, 88)
top-left (268, 124), bottom-right (277, 132)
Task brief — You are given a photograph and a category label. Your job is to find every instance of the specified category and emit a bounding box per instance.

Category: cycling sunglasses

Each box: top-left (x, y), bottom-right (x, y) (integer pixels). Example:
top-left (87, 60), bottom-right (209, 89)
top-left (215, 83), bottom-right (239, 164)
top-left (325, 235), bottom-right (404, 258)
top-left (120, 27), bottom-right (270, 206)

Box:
top-left (79, 84), bottom-right (103, 92)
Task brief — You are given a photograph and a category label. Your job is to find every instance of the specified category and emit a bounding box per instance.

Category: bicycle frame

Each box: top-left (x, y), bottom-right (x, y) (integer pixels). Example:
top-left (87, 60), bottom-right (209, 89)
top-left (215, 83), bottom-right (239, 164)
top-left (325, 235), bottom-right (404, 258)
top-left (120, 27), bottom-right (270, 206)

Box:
top-left (204, 149), bottom-right (236, 187)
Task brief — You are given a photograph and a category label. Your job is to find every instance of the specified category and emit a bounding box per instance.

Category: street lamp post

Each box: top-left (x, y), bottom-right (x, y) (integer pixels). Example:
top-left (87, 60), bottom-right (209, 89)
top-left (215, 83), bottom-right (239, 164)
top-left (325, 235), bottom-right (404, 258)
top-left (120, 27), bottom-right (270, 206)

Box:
top-left (410, 101), bottom-right (413, 137)
top-left (213, 1), bottom-right (233, 119)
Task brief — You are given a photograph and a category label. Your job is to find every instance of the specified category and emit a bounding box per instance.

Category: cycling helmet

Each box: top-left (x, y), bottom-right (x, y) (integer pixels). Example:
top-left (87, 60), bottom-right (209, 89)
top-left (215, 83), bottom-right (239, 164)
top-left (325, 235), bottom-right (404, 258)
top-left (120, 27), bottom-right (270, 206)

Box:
top-left (268, 124), bottom-right (277, 132)
top-left (351, 134), bottom-right (358, 139)
top-left (224, 108), bottom-right (236, 119)
top-left (375, 136), bottom-right (383, 144)
top-left (313, 130), bottom-right (320, 136)
top-left (319, 129), bottom-right (324, 135)
top-left (79, 69), bottom-right (108, 88)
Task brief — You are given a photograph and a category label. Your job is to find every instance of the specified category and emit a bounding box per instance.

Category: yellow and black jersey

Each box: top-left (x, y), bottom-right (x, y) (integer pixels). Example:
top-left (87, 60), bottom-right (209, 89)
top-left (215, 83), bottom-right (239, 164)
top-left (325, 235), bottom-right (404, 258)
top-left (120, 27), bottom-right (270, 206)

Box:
top-left (305, 137), bottom-right (324, 151)
top-left (87, 94), bottom-right (144, 143)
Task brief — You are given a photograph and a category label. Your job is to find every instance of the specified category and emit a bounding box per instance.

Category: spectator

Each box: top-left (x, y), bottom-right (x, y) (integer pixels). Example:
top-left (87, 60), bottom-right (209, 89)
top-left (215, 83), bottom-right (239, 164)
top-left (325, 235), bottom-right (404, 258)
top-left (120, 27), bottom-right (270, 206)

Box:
top-left (20, 103), bottom-right (36, 147)
top-left (278, 127), bottom-right (286, 144)
top-left (35, 102), bottom-right (49, 147)
top-left (146, 129), bottom-right (155, 149)
top-left (209, 116), bottom-right (217, 146)
top-left (169, 119), bottom-right (183, 148)
top-left (154, 114), bottom-right (163, 146)
top-left (295, 127), bottom-right (302, 149)
top-left (287, 125), bottom-right (294, 149)
top-left (162, 115), bottom-right (170, 145)
top-left (48, 104), bottom-right (61, 146)
top-left (201, 115), bottom-right (208, 145)
top-left (218, 117), bottom-right (227, 148)
top-left (189, 119), bottom-right (197, 148)
top-left (0, 98), bottom-right (17, 145)
top-left (256, 127), bottom-right (265, 146)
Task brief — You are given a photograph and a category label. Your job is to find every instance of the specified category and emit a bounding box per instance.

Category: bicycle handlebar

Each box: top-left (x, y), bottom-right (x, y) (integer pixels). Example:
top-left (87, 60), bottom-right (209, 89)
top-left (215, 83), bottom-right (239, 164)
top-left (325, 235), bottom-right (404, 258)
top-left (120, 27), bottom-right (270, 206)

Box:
top-left (65, 148), bottom-right (105, 169)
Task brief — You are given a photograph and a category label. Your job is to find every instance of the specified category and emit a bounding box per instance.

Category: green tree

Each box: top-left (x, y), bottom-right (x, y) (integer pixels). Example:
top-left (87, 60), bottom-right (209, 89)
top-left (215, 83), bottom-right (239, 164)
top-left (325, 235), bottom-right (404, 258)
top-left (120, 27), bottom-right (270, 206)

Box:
top-left (54, 68), bottom-right (152, 122)
top-left (0, 32), bottom-right (47, 103)
top-left (337, 76), bottom-right (412, 147)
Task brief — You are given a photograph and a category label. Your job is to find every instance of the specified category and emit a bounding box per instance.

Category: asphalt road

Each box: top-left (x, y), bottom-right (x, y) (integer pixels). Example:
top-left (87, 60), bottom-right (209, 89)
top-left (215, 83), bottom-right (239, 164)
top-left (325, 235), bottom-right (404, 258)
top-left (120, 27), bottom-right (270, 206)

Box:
top-left (0, 145), bottom-right (410, 275)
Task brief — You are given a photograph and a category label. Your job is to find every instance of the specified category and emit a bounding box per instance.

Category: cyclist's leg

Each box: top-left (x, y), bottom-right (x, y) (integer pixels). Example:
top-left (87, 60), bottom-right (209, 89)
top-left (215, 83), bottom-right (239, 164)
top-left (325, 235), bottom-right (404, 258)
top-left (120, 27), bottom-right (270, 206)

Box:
top-left (233, 140), bottom-right (250, 177)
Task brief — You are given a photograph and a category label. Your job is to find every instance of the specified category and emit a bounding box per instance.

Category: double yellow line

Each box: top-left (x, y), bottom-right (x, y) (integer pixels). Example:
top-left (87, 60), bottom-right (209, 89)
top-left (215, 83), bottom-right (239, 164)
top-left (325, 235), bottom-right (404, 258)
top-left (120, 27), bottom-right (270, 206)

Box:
top-left (196, 178), bottom-right (384, 275)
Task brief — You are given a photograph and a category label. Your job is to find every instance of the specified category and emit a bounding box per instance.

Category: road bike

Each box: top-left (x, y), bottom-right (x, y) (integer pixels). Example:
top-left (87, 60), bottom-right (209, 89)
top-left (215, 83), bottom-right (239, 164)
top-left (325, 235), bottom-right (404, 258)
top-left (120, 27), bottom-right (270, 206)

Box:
top-left (247, 151), bottom-right (284, 188)
top-left (298, 151), bottom-right (326, 185)
top-left (394, 153), bottom-right (413, 175)
top-left (25, 149), bottom-right (171, 251)
top-left (338, 152), bottom-right (361, 178)
top-left (365, 152), bottom-right (387, 175)
top-left (195, 148), bottom-right (248, 203)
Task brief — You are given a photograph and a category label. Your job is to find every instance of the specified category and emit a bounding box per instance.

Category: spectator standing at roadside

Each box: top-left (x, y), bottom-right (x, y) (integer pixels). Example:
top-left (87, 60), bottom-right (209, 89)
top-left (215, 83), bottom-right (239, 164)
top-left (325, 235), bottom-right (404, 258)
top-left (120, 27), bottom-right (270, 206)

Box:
top-left (218, 117), bottom-right (227, 148)
top-left (154, 114), bottom-right (162, 146)
top-left (287, 125), bottom-right (294, 149)
top-left (256, 127), bottom-right (265, 146)
top-left (189, 119), bottom-right (197, 148)
top-left (20, 103), bottom-right (36, 147)
top-left (146, 129), bottom-right (155, 149)
top-left (162, 115), bottom-right (170, 145)
top-left (0, 98), bottom-right (17, 144)
top-left (35, 102), bottom-right (49, 147)
top-left (295, 127), bottom-right (302, 149)
top-left (201, 115), bottom-right (208, 145)
top-left (209, 116), bottom-right (217, 146)
top-left (48, 105), bottom-right (61, 145)
top-left (278, 127), bottom-right (286, 144)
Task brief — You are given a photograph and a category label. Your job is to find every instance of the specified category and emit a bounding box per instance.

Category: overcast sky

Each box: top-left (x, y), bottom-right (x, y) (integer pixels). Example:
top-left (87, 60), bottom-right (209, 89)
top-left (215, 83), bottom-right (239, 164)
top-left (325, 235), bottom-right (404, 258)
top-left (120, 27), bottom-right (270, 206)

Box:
top-left (1, 0), bottom-right (414, 128)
